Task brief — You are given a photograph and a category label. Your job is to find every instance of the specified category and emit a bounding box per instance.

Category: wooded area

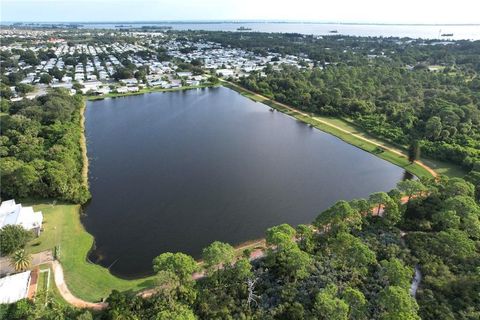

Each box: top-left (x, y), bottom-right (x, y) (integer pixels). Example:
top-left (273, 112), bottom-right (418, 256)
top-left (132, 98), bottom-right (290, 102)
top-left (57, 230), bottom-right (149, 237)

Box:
top-left (0, 89), bottom-right (90, 203)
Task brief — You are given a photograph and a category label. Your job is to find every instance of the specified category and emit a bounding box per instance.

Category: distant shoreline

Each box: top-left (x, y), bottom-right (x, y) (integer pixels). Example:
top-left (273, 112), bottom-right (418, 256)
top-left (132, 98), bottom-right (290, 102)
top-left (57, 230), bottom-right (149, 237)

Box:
top-left (85, 83), bottom-right (218, 101)
top-left (3, 20), bottom-right (479, 26)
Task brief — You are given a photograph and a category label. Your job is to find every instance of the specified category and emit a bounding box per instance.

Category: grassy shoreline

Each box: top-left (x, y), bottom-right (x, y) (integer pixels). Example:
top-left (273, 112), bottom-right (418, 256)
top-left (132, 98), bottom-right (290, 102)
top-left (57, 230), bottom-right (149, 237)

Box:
top-left (25, 81), bottom-right (259, 302)
top-left (26, 98), bottom-right (155, 302)
top-left (26, 202), bottom-right (154, 302)
top-left (25, 87), bottom-right (267, 302)
top-left (26, 202), bottom-right (267, 302)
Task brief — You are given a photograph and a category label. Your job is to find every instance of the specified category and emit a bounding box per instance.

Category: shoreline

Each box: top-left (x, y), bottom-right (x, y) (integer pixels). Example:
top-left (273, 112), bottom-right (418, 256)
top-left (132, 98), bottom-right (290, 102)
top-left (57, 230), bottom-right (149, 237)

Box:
top-left (79, 102), bottom-right (89, 188)
top-left (86, 83), bottom-right (219, 101)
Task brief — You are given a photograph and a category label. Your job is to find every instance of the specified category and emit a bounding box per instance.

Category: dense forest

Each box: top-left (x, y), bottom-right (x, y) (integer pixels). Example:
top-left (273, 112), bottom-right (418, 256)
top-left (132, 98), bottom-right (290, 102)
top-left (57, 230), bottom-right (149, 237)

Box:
top-left (0, 89), bottom-right (90, 203)
top-left (2, 177), bottom-right (479, 319)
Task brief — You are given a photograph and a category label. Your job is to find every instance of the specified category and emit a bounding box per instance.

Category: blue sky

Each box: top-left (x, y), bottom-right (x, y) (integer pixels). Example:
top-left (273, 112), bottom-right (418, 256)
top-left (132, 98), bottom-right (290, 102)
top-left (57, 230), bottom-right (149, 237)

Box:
top-left (2, 0), bottom-right (479, 24)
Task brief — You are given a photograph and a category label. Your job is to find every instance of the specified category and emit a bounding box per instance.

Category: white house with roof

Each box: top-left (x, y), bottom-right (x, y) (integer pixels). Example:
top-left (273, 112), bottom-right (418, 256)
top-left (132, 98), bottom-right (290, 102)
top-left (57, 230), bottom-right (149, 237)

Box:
top-left (0, 200), bottom-right (43, 236)
top-left (0, 271), bottom-right (31, 304)
top-left (120, 78), bottom-right (138, 86)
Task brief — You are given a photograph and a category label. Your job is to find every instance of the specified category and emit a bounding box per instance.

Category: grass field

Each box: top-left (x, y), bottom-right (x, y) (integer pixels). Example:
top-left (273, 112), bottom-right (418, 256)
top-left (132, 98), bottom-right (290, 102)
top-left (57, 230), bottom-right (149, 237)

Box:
top-left (35, 264), bottom-right (69, 307)
top-left (25, 202), bottom-right (154, 302)
top-left (223, 82), bottom-right (466, 179)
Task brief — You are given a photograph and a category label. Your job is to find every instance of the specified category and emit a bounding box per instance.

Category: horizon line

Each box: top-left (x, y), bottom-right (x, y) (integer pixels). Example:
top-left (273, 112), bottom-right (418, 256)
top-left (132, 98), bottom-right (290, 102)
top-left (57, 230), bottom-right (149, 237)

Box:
top-left (2, 20), bottom-right (480, 26)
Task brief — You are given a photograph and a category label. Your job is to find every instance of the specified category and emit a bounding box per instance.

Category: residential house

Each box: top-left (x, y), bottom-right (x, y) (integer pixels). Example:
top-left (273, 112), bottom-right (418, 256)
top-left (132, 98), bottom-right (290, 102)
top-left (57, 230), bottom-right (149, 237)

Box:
top-left (0, 200), bottom-right (43, 236)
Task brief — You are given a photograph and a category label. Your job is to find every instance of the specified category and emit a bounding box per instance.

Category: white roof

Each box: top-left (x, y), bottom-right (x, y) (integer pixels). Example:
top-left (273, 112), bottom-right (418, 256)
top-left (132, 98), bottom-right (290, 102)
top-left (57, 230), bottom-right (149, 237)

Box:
top-left (0, 200), bottom-right (43, 230)
top-left (0, 271), bottom-right (31, 304)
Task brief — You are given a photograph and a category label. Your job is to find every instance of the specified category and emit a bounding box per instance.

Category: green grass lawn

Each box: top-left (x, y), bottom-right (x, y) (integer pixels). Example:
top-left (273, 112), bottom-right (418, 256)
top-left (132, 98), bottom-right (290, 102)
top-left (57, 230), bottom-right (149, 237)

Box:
top-left (419, 157), bottom-right (466, 178)
top-left (26, 202), bottom-right (154, 302)
top-left (224, 82), bottom-right (466, 179)
top-left (38, 269), bottom-right (48, 292)
top-left (24, 201), bottom-right (264, 303)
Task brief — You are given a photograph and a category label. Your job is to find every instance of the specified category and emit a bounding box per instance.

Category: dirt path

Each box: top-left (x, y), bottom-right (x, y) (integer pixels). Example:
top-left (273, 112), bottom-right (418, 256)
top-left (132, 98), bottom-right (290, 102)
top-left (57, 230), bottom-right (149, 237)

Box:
top-left (224, 81), bottom-right (438, 178)
top-left (49, 260), bottom-right (107, 310)
top-left (80, 103), bottom-right (89, 187)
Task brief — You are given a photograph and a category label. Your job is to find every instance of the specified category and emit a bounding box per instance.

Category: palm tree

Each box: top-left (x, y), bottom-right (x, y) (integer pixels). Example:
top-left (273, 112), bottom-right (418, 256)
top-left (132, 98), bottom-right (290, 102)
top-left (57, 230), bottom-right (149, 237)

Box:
top-left (10, 249), bottom-right (31, 272)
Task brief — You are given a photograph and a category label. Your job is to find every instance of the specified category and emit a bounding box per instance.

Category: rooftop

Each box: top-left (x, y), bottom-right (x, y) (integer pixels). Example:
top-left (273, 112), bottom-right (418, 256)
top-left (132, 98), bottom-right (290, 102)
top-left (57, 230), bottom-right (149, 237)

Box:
top-left (0, 200), bottom-right (43, 231)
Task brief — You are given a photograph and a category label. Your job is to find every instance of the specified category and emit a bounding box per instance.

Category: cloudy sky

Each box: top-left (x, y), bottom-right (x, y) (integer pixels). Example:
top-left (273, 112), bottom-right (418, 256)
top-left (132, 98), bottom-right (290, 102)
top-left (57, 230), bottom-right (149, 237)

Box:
top-left (2, 0), bottom-right (479, 24)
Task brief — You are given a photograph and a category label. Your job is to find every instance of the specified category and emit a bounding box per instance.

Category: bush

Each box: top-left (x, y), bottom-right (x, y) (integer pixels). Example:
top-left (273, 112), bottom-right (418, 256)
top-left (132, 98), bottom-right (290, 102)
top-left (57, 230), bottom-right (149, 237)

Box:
top-left (0, 225), bottom-right (33, 256)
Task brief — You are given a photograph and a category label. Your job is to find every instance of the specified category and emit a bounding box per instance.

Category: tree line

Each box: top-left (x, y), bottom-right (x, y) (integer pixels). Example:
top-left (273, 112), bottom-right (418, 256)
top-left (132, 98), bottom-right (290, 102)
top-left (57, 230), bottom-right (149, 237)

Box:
top-left (0, 89), bottom-right (90, 203)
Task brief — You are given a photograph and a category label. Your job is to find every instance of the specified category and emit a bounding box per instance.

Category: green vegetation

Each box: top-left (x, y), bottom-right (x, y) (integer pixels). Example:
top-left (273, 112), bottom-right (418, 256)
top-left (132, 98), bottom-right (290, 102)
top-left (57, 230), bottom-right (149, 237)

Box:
top-left (10, 249), bottom-right (32, 272)
top-left (0, 89), bottom-right (90, 203)
top-left (0, 281), bottom-right (84, 320)
top-left (201, 241), bottom-right (235, 273)
top-left (198, 32), bottom-right (479, 180)
top-left (1, 31), bottom-right (479, 319)
top-left (236, 63), bottom-right (479, 177)
top-left (0, 224), bottom-right (33, 255)
top-left (35, 264), bottom-right (69, 307)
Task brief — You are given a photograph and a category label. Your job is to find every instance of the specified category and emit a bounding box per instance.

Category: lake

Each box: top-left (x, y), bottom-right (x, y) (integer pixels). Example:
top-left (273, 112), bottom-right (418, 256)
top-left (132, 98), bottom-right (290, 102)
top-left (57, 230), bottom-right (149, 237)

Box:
top-left (83, 87), bottom-right (407, 278)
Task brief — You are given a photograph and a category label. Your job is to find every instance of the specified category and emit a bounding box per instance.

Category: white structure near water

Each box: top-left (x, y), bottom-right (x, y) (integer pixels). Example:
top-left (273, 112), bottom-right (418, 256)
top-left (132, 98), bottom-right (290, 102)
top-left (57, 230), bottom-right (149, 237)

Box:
top-left (0, 200), bottom-right (43, 236)
top-left (0, 271), bottom-right (31, 304)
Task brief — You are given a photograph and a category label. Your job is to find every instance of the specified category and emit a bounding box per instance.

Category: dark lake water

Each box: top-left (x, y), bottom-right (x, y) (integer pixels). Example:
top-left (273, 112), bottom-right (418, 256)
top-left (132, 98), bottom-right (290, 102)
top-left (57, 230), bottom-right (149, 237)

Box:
top-left (83, 87), bottom-right (407, 278)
